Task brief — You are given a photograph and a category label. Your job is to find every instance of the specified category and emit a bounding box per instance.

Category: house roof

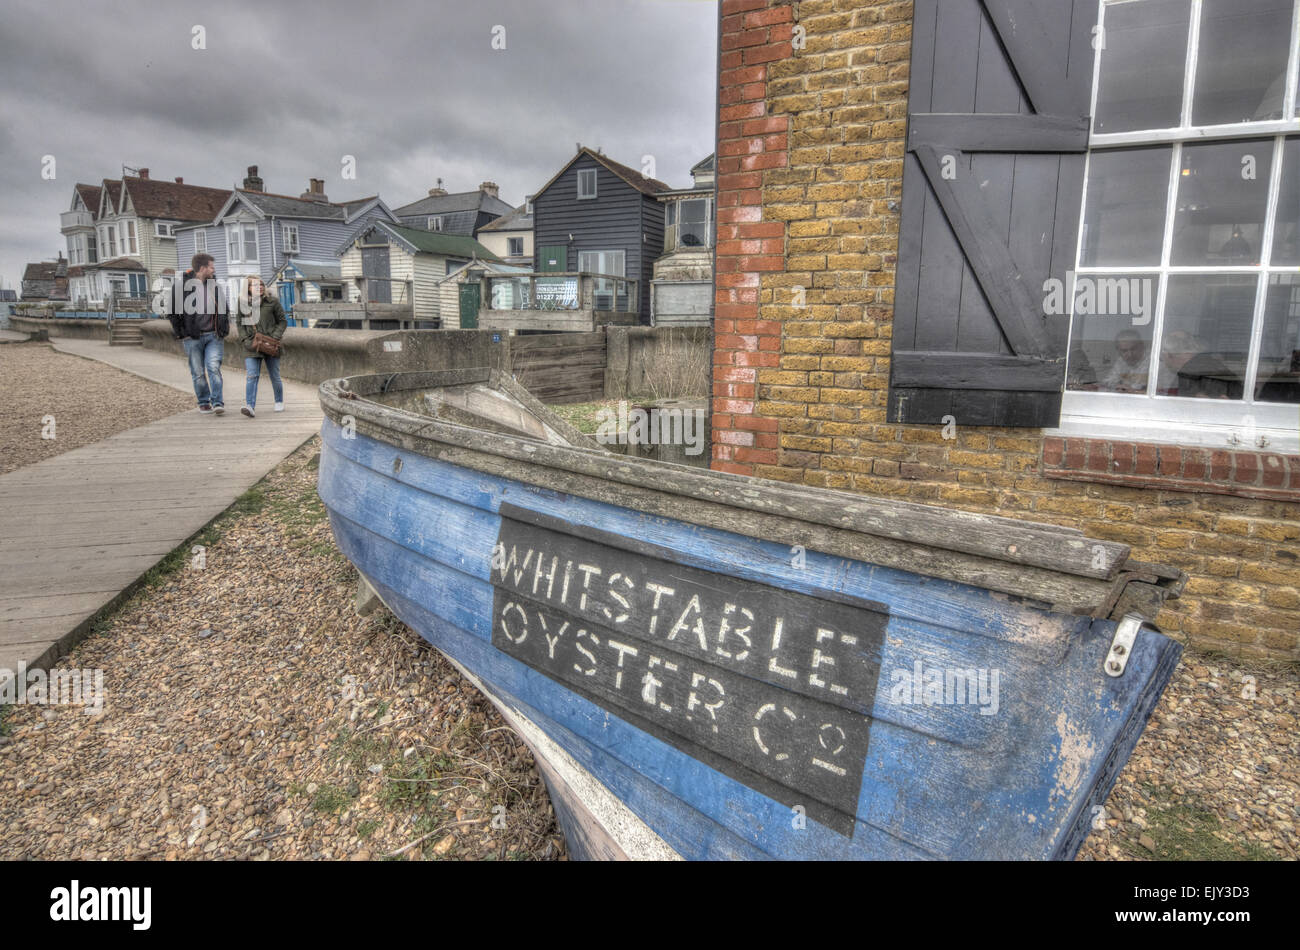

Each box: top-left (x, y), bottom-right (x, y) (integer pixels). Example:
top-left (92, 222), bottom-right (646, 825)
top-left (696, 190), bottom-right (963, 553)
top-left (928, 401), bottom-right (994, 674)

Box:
top-left (533, 147), bottom-right (673, 203)
top-left (101, 180), bottom-right (122, 215)
top-left (277, 259), bottom-right (342, 282)
top-left (230, 189), bottom-right (349, 220)
top-left (690, 153), bottom-right (716, 175)
top-left (342, 221), bottom-right (501, 261)
top-left (122, 176), bottom-right (231, 222)
top-left (73, 184), bottom-right (102, 215)
top-left (477, 203), bottom-right (534, 233)
top-left (437, 259), bottom-right (530, 283)
top-left (90, 256), bottom-right (147, 271)
top-left (23, 261), bottom-right (63, 281)
top-left (340, 196), bottom-right (380, 215)
top-left (392, 188), bottom-right (515, 219)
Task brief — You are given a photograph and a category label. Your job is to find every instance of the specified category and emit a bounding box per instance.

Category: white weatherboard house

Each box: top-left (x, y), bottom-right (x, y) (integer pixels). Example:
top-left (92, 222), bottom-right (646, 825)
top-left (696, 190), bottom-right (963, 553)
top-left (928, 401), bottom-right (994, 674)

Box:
top-left (335, 220), bottom-right (504, 327)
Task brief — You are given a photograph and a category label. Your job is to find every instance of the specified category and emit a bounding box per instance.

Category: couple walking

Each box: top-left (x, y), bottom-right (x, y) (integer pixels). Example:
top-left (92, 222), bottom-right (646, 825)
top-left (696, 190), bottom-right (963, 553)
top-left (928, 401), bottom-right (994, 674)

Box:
top-left (169, 253), bottom-right (286, 418)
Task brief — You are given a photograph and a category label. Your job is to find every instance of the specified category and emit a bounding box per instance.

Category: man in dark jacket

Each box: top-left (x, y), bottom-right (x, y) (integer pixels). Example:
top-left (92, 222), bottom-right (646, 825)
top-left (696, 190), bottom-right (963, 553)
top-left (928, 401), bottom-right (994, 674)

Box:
top-left (169, 253), bottom-right (229, 414)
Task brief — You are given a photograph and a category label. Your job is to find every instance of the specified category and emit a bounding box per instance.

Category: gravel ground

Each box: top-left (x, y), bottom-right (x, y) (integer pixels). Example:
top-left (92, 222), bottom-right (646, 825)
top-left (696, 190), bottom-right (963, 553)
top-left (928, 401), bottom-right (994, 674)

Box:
top-left (1077, 660), bottom-right (1297, 860)
top-left (0, 438), bottom-right (563, 861)
top-left (0, 341), bottom-right (195, 475)
top-left (0, 406), bottom-right (1294, 859)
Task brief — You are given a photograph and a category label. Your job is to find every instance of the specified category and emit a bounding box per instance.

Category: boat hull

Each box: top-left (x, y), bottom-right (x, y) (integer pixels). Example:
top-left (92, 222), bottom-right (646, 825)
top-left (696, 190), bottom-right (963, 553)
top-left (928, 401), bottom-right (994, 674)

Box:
top-left (318, 416), bottom-right (1182, 860)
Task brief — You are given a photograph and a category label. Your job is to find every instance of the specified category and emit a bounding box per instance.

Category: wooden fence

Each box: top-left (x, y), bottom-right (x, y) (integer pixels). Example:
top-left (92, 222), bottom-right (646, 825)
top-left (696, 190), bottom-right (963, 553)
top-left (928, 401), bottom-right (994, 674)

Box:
top-left (509, 332), bottom-right (607, 404)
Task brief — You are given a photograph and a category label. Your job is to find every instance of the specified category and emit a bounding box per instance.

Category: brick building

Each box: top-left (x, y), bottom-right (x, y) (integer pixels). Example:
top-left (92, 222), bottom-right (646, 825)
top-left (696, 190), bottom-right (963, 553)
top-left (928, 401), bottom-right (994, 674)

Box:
top-left (711, 0), bottom-right (1300, 660)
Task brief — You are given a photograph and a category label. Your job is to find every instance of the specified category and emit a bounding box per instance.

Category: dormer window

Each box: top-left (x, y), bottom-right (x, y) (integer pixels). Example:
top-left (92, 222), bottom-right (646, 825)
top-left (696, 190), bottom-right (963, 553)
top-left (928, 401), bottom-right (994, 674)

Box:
top-left (428, 216), bottom-right (445, 231)
top-left (577, 168), bottom-right (598, 200)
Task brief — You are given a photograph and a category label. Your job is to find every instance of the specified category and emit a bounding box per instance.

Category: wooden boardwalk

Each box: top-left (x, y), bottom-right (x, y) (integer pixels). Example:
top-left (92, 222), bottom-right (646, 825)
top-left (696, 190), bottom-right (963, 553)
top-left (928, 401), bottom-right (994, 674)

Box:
top-left (0, 339), bottom-right (323, 674)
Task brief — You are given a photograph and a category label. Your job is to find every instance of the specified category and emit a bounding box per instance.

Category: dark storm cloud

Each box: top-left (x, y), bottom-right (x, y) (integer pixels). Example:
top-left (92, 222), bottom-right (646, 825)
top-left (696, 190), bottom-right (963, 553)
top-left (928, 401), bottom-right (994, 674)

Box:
top-left (0, 0), bottom-right (718, 288)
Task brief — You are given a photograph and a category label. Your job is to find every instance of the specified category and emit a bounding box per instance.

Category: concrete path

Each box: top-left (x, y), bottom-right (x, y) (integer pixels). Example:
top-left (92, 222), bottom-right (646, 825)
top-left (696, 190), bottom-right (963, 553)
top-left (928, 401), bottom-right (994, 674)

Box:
top-left (0, 329), bottom-right (30, 342)
top-left (0, 339), bottom-right (323, 674)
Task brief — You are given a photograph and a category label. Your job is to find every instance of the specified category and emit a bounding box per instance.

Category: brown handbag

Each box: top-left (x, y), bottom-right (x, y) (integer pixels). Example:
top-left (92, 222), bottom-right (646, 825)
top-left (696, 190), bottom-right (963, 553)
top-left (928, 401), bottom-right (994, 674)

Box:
top-left (252, 332), bottom-right (281, 358)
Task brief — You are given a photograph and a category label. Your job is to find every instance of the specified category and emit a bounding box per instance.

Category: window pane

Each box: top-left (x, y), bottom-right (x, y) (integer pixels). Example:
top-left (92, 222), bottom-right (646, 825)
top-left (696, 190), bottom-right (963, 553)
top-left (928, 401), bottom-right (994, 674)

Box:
top-left (1066, 273), bottom-right (1161, 393)
top-left (1171, 139), bottom-right (1273, 265)
top-left (1192, 0), bottom-right (1294, 126)
top-left (1255, 274), bottom-right (1300, 402)
top-left (1273, 137), bottom-right (1300, 265)
top-left (1159, 275), bottom-right (1257, 399)
top-left (1094, 0), bottom-right (1191, 133)
top-left (679, 198), bottom-right (709, 246)
top-left (1080, 146), bottom-right (1172, 266)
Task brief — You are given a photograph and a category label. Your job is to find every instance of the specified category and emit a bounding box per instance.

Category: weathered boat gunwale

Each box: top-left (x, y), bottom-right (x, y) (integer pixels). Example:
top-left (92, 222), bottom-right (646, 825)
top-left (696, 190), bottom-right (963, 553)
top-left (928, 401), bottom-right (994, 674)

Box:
top-left (320, 370), bottom-right (1185, 619)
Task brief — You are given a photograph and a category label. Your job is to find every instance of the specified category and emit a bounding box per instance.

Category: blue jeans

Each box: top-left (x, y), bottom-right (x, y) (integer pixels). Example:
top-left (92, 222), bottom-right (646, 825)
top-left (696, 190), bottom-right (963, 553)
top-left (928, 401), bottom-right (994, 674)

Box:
top-left (183, 332), bottom-right (224, 407)
top-left (245, 356), bottom-right (283, 409)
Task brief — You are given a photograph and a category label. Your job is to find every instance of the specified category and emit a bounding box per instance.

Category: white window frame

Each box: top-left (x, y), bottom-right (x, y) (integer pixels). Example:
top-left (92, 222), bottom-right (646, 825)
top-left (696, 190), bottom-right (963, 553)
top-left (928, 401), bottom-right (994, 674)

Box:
top-left (675, 196), bottom-right (713, 250)
top-left (154, 222), bottom-right (175, 238)
top-left (282, 222), bottom-right (300, 253)
top-left (1055, 0), bottom-right (1300, 453)
top-left (121, 219), bottom-right (137, 255)
top-left (577, 168), bottom-right (598, 200)
top-left (194, 229), bottom-right (207, 253)
top-left (427, 215), bottom-right (444, 232)
top-left (226, 222), bottom-right (259, 264)
top-left (578, 249), bottom-right (625, 309)
top-left (101, 225), bottom-right (117, 259)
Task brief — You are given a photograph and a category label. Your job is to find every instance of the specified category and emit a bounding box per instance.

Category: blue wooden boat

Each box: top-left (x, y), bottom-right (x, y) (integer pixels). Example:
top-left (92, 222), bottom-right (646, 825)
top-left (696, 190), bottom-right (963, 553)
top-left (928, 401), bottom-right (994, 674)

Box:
top-left (317, 369), bottom-right (1186, 860)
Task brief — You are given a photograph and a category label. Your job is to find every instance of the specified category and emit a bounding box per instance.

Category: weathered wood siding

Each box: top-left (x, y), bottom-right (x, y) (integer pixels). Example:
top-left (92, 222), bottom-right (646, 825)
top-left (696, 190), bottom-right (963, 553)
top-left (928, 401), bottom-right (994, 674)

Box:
top-left (533, 153), bottom-right (664, 325)
top-left (510, 331), bottom-right (607, 403)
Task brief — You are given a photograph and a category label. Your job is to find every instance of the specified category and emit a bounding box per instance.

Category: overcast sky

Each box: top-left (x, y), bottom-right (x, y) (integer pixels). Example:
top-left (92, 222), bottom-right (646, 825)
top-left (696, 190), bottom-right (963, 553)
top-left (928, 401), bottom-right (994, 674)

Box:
top-left (0, 0), bottom-right (718, 291)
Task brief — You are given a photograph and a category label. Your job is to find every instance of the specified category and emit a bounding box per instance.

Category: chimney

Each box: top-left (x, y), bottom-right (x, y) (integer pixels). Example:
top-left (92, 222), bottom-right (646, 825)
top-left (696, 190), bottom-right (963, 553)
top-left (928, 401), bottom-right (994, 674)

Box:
top-left (242, 165), bottom-right (264, 191)
top-left (138, 168), bottom-right (149, 179)
top-left (56, 253), bottom-right (67, 277)
top-left (174, 177), bottom-right (183, 184)
top-left (479, 181), bottom-right (499, 198)
top-left (428, 177), bottom-right (447, 197)
top-left (300, 177), bottom-right (329, 202)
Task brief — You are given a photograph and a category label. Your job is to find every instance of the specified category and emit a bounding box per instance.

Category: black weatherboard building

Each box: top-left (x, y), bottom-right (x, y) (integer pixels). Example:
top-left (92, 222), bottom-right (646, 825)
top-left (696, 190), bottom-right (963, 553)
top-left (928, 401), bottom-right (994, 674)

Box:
top-left (531, 147), bottom-right (671, 325)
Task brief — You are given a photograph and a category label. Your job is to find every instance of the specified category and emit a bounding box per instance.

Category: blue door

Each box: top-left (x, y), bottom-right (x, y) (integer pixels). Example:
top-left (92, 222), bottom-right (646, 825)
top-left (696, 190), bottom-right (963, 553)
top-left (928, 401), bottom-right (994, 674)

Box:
top-left (279, 281), bottom-right (296, 325)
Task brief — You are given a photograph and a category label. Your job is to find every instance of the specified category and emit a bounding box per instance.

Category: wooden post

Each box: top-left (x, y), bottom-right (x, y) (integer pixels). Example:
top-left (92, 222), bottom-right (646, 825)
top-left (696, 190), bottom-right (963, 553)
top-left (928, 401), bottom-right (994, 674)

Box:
top-left (605, 325), bottom-right (630, 400)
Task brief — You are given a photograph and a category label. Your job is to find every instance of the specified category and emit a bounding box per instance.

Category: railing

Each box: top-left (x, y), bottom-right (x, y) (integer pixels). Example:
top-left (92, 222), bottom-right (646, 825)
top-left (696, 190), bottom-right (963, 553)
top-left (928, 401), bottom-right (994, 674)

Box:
top-left (483, 272), bottom-right (639, 314)
top-left (60, 210), bottom-right (94, 231)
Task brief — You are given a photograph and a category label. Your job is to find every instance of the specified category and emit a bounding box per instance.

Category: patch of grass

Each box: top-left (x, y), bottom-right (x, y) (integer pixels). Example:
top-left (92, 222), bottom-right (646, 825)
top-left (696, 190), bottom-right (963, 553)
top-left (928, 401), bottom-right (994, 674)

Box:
top-left (379, 751), bottom-right (449, 810)
top-left (356, 819), bottom-right (380, 840)
top-left (310, 783), bottom-right (355, 814)
top-left (546, 400), bottom-right (621, 435)
top-left (1126, 783), bottom-right (1279, 861)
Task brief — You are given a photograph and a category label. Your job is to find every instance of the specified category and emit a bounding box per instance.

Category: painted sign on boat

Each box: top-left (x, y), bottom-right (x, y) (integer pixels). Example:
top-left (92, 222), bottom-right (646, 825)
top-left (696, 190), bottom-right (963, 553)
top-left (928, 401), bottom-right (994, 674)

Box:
top-left (490, 504), bottom-right (888, 835)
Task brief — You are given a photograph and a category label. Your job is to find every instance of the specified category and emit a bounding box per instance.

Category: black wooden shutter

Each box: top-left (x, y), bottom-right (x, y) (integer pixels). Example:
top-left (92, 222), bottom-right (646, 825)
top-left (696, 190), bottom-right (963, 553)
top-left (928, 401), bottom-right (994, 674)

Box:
top-left (888, 0), bottom-right (1097, 427)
